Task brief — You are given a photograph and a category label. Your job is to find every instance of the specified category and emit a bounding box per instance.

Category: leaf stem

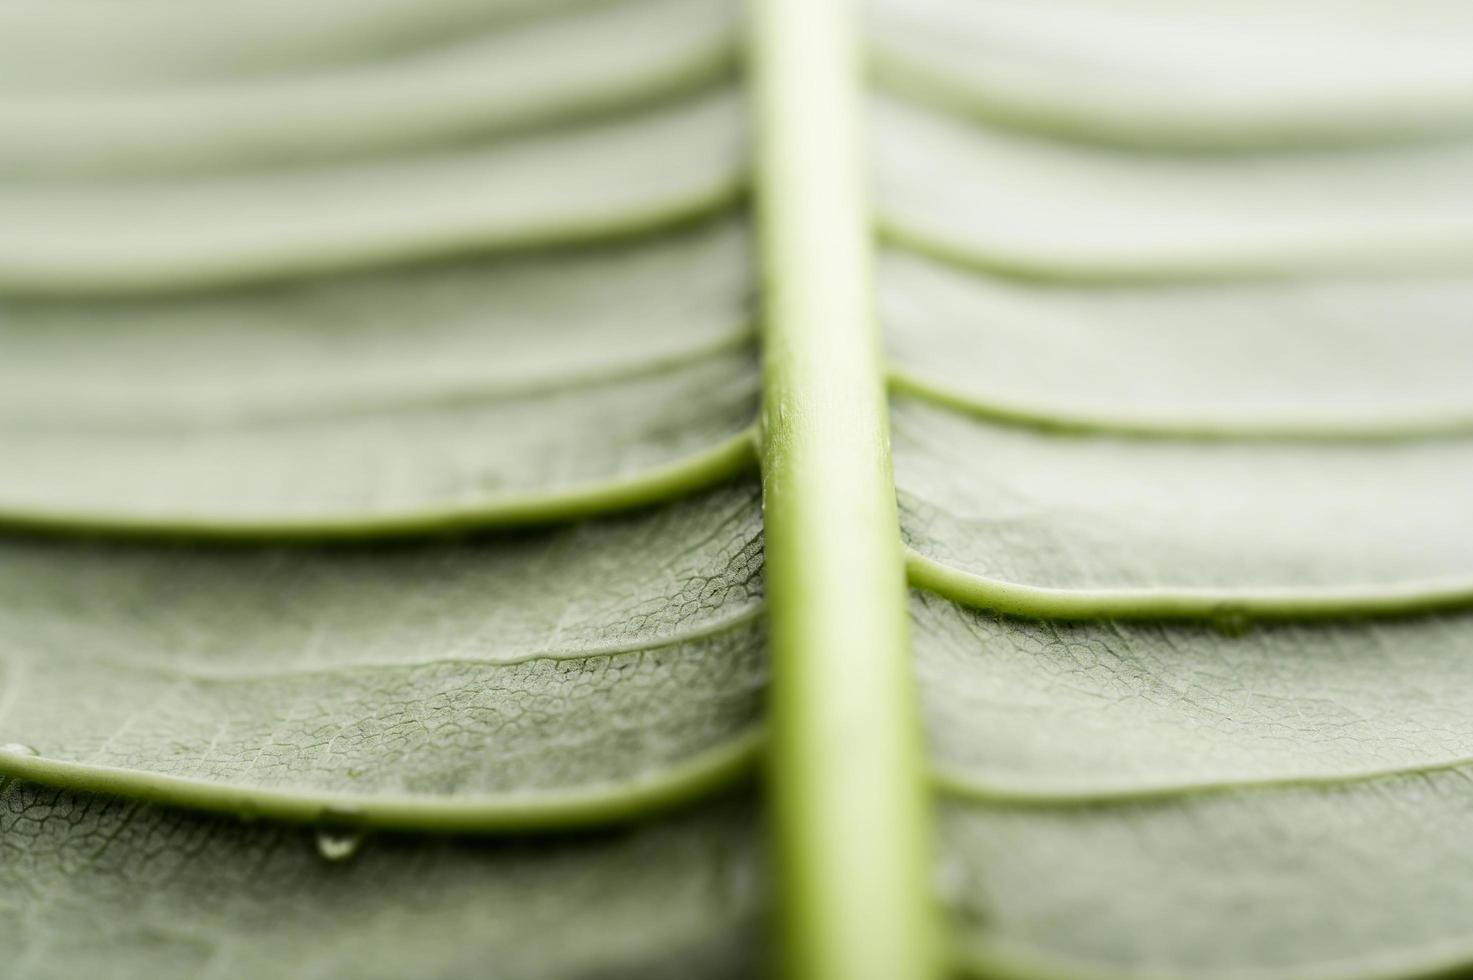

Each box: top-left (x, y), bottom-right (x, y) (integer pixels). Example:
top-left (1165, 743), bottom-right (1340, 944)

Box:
top-left (749, 2), bottom-right (939, 977)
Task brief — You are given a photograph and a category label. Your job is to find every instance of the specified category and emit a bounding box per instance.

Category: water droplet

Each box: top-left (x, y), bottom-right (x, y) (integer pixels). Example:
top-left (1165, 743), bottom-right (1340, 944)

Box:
top-left (315, 827), bottom-right (366, 862)
top-left (0, 743), bottom-right (38, 758)
top-left (314, 805), bottom-right (367, 862)
top-left (1210, 603), bottom-right (1253, 638)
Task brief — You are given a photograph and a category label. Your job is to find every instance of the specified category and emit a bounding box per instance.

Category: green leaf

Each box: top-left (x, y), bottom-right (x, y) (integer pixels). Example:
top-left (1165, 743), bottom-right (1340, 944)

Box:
top-left (875, 4), bottom-right (1473, 977)
top-left (0, 0), bottom-right (738, 177)
top-left (915, 598), bottom-right (1473, 796)
top-left (0, 780), bottom-right (764, 980)
top-left (0, 484), bottom-right (764, 827)
top-left (893, 397), bottom-right (1473, 612)
top-left (0, 0), bottom-right (597, 90)
top-left (5, 0), bottom-right (1473, 978)
top-left (873, 93), bottom-right (1473, 280)
top-left (937, 775), bottom-right (1473, 980)
top-left (0, 88), bottom-right (744, 293)
top-left (882, 249), bottom-right (1473, 438)
top-left (0, 221), bottom-right (758, 534)
top-left (868, 0), bottom-right (1473, 149)
top-left (0, 2), bottom-right (775, 975)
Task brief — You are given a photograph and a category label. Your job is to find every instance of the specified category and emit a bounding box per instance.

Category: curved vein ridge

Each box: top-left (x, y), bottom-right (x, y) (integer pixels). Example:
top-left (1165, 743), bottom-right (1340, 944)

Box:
top-left (0, 88), bottom-right (749, 295)
top-left (0, 0), bottom-right (605, 92)
top-left (907, 550), bottom-right (1473, 621)
top-left (0, 427), bottom-right (760, 540)
top-left (888, 368), bottom-right (1473, 443)
top-left (878, 216), bottom-right (1473, 287)
top-left (953, 932), bottom-right (1473, 980)
top-left (0, 727), bottom-right (763, 832)
top-left (866, 2), bottom-right (1473, 155)
top-left (12, 326), bottom-right (757, 433)
top-left (0, 0), bottom-right (740, 179)
top-left (63, 605), bottom-right (767, 682)
top-left (869, 91), bottom-right (1473, 283)
top-left (934, 751), bottom-right (1473, 806)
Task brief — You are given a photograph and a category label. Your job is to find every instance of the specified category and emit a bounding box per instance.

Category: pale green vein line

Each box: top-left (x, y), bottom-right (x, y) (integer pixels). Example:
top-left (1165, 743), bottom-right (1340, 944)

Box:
top-left (932, 752), bottom-right (1473, 807)
top-left (249, 323), bottom-right (756, 422)
top-left (878, 219), bottom-right (1473, 287)
top-left (0, 156), bottom-right (749, 297)
top-left (345, 323), bottom-right (753, 411)
top-left (38, 605), bottom-right (766, 682)
top-left (0, 427), bottom-right (760, 541)
top-left (866, 42), bottom-right (1473, 156)
top-left (0, 0), bottom-right (607, 78)
top-left (20, 325), bottom-right (758, 431)
top-left (0, 3), bottom-right (741, 179)
top-left (889, 369), bottom-right (1473, 443)
top-left (907, 550), bottom-right (1473, 622)
top-left (953, 933), bottom-right (1473, 980)
top-left (0, 728), bottom-right (762, 833)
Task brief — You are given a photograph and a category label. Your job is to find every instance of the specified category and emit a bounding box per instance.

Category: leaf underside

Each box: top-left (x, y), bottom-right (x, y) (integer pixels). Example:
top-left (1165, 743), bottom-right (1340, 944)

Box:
top-left (1, 2), bottom-right (766, 976)
top-left (874, 1), bottom-right (1473, 976)
top-left (4, 1), bottom-right (1473, 978)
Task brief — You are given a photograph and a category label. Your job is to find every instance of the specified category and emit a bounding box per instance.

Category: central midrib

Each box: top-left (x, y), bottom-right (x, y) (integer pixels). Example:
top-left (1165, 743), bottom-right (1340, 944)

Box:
top-left (748, 2), bottom-right (941, 978)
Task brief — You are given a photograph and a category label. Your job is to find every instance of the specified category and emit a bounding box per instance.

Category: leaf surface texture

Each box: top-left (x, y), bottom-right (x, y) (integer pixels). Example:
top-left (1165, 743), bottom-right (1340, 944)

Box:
top-left (873, 3), bottom-right (1473, 976)
top-left (0, 1), bottom-right (766, 975)
top-left (7, 1), bottom-right (1473, 977)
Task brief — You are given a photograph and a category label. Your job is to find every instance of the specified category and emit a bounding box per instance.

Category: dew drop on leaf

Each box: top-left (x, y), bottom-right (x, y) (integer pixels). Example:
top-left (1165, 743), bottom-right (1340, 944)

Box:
top-left (315, 827), bottom-right (366, 863)
top-left (314, 805), bottom-right (367, 862)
